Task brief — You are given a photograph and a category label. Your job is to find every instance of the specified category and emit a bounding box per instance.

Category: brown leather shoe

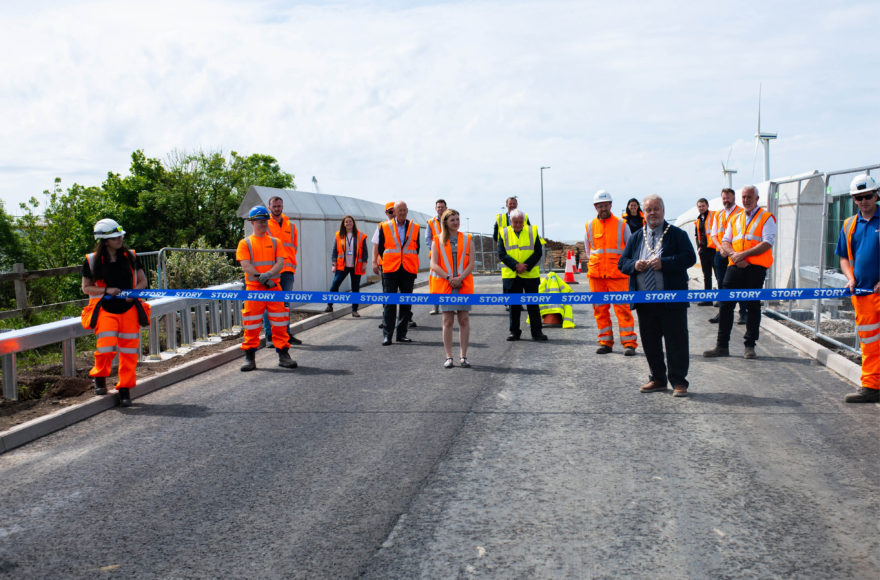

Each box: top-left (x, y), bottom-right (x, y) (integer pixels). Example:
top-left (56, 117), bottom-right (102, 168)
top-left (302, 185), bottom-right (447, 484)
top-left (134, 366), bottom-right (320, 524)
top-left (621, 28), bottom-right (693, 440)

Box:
top-left (640, 381), bottom-right (668, 393)
top-left (672, 385), bottom-right (688, 397)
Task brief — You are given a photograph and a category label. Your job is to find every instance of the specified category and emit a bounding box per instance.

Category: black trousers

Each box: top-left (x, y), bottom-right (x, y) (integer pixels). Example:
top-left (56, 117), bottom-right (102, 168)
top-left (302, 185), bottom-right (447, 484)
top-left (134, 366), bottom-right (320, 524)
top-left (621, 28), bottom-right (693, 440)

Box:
top-left (329, 267), bottom-right (362, 311)
top-left (636, 304), bottom-right (689, 388)
top-left (717, 264), bottom-right (767, 348)
top-left (699, 248), bottom-right (716, 290)
top-left (713, 252), bottom-right (744, 315)
top-left (382, 271), bottom-right (416, 340)
top-left (503, 276), bottom-right (542, 337)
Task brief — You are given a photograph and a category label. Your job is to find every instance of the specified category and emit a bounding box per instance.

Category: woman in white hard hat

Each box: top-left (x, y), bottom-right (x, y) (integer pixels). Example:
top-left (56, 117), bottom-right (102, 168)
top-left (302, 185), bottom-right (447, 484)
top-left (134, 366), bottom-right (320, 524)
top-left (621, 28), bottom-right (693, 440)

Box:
top-left (81, 218), bottom-right (148, 406)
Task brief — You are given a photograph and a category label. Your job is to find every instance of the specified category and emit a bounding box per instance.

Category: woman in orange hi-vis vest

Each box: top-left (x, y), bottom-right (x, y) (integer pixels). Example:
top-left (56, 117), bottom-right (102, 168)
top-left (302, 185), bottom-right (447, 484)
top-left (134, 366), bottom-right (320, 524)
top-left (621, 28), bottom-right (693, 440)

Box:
top-left (325, 215), bottom-right (368, 317)
top-left (430, 209), bottom-right (475, 369)
top-left (81, 218), bottom-right (148, 407)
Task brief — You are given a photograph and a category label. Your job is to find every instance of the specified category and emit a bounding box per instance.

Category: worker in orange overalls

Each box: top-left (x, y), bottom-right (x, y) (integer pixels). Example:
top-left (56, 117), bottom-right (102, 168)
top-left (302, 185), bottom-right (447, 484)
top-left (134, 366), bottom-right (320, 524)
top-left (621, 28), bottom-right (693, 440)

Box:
top-left (585, 190), bottom-right (637, 355)
top-left (838, 174), bottom-right (880, 403)
top-left (237, 205), bottom-right (297, 372)
top-left (81, 218), bottom-right (148, 407)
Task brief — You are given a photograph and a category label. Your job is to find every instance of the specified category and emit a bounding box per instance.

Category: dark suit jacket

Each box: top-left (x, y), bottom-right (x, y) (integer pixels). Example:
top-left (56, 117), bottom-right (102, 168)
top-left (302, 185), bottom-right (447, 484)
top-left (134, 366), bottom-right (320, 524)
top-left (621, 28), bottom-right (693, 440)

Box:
top-left (618, 221), bottom-right (697, 310)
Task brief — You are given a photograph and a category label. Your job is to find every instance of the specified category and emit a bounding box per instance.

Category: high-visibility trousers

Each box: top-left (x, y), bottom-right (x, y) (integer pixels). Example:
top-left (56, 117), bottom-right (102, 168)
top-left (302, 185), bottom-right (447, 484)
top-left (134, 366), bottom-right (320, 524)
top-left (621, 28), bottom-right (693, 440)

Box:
top-left (589, 277), bottom-right (637, 348)
top-left (242, 300), bottom-right (290, 350)
top-left (853, 293), bottom-right (880, 390)
top-left (90, 308), bottom-right (141, 389)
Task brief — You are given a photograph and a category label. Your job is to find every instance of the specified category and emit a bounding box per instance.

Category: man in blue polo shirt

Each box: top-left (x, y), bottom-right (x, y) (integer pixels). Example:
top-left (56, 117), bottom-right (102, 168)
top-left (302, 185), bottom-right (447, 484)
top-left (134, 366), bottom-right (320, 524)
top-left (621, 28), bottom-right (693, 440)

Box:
top-left (836, 173), bottom-right (880, 403)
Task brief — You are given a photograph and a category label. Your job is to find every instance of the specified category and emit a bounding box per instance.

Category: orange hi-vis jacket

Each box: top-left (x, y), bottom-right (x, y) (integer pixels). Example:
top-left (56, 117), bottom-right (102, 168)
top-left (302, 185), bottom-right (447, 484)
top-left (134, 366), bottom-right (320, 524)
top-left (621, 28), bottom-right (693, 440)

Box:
top-left (699, 210), bottom-right (717, 249)
top-left (711, 205), bottom-right (743, 248)
top-left (237, 234), bottom-right (281, 289)
top-left (335, 230), bottom-right (368, 276)
top-left (427, 217), bottom-right (442, 254)
top-left (381, 219), bottom-right (420, 274)
top-left (427, 216), bottom-right (442, 292)
top-left (728, 207), bottom-right (775, 268)
top-left (268, 214), bottom-right (298, 274)
top-left (431, 232), bottom-right (474, 294)
top-left (585, 215), bottom-right (627, 279)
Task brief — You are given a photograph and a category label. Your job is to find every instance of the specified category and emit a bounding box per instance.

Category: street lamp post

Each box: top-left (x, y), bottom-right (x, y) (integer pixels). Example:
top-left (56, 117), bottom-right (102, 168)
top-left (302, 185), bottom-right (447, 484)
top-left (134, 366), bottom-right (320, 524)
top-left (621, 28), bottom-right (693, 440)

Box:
top-left (540, 166), bottom-right (550, 240)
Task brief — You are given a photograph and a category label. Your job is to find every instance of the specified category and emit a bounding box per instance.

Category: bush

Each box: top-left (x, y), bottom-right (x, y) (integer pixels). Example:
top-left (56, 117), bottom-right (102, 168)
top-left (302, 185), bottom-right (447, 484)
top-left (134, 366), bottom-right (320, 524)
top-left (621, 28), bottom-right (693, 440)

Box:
top-left (163, 237), bottom-right (240, 289)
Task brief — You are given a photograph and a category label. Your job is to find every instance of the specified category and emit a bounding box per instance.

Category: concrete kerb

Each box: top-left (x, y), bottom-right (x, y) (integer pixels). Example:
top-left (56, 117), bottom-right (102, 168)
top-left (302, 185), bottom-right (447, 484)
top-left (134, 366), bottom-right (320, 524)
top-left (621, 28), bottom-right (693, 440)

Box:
top-left (688, 267), bottom-right (862, 386)
top-left (760, 315), bottom-right (862, 386)
top-left (0, 278), bottom-right (430, 455)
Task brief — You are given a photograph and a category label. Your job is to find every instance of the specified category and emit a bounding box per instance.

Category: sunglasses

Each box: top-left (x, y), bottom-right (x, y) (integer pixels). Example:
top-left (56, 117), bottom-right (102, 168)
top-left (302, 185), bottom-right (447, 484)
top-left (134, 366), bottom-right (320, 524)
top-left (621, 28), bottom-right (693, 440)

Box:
top-left (853, 193), bottom-right (876, 202)
top-left (386, 210), bottom-right (394, 215)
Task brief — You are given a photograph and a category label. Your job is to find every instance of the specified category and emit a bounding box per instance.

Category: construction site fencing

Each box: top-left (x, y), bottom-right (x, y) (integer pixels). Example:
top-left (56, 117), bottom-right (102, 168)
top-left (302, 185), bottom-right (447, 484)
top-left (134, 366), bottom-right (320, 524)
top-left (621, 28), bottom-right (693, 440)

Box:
top-left (0, 282), bottom-right (244, 401)
top-left (765, 162), bottom-right (880, 355)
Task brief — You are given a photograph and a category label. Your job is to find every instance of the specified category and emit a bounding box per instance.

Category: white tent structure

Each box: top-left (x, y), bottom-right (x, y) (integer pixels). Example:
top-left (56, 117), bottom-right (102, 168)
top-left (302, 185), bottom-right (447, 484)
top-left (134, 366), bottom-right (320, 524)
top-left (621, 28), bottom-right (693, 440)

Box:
top-left (237, 187), bottom-right (430, 301)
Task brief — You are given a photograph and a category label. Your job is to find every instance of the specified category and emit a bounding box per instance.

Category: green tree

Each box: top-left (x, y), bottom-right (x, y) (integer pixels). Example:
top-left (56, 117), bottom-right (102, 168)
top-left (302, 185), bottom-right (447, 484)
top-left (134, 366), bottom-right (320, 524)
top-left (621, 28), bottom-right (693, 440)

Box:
top-left (14, 178), bottom-right (114, 305)
top-left (17, 178), bottom-right (114, 269)
top-left (167, 150), bottom-right (295, 248)
top-left (104, 149), bottom-right (295, 251)
top-left (0, 200), bottom-right (23, 270)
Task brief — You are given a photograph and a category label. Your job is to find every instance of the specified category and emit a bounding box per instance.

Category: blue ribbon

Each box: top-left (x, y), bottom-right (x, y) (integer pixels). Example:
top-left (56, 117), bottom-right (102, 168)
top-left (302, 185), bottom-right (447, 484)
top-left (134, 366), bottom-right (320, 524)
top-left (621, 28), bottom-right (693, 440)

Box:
top-left (117, 287), bottom-right (867, 305)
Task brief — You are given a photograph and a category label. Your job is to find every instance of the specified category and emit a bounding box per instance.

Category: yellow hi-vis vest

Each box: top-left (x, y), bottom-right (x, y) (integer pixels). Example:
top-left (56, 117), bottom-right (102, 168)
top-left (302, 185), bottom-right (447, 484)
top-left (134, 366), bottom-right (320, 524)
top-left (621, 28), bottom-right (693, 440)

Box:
top-left (500, 225), bottom-right (540, 278)
top-left (528, 272), bottom-right (575, 328)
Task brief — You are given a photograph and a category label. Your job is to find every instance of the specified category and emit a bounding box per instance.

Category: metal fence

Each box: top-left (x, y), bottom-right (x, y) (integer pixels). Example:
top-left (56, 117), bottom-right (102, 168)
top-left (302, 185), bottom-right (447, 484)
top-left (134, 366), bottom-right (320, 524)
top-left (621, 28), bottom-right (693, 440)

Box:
top-left (765, 162), bottom-right (879, 355)
top-left (0, 282), bottom-right (244, 401)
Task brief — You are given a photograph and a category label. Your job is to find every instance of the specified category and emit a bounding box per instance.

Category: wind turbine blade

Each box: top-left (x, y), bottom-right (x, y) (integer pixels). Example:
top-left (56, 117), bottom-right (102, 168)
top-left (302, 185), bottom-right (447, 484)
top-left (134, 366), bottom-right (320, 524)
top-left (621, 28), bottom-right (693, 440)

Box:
top-left (757, 83), bottom-right (762, 134)
top-left (726, 145), bottom-right (733, 167)
top-left (752, 138), bottom-right (760, 178)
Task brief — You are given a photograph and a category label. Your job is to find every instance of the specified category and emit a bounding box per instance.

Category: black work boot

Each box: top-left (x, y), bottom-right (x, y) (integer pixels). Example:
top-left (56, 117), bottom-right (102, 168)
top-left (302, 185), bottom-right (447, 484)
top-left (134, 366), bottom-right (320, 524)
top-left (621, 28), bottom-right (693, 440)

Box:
top-left (702, 346), bottom-right (730, 358)
top-left (93, 376), bottom-right (107, 395)
top-left (277, 348), bottom-right (298, 369)
top-left (117, 388), bottom-right (132, 407)
top-left (844, 387), bottom-right (880, 404)
top-left (240, 348), bottom-right (257, 372)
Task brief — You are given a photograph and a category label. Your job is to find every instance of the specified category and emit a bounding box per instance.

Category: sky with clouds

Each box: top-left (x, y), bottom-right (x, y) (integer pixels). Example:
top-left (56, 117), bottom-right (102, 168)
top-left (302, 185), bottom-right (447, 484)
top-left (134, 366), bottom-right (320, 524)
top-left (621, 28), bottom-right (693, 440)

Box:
top-left (1, 0), bottom-right (878, 240)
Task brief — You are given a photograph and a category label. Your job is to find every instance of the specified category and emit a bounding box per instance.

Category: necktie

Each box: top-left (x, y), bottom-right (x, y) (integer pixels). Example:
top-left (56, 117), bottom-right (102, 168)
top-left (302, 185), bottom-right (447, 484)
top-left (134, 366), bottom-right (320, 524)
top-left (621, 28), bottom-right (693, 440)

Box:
top-left (644, 231), bottom-right (657, 291)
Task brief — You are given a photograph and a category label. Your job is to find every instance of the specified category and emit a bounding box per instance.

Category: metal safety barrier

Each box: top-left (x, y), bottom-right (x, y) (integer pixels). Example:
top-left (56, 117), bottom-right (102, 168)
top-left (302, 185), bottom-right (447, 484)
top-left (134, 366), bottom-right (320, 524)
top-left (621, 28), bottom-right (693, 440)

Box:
top-left (765, 163), bottom-right (880, 355)
top-left (0, 282), bottom-right (244, 401)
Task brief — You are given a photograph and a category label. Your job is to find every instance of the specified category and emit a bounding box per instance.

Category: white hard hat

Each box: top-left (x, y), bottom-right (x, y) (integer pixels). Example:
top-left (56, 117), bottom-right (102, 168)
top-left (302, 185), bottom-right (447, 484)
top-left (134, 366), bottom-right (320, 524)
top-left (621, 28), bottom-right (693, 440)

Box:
top-left (93, 218), bottom-right (125, 240)
top-left (593, 190), bottom-right (613, 204)
top-left (849, 174), bottom-right (879, 195)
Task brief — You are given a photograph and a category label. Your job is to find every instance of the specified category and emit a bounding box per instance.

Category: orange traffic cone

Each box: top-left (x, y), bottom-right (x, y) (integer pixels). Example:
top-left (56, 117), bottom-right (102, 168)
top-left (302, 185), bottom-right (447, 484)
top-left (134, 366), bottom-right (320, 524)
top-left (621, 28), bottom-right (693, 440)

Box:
top-left (563, 250), bottom-right (577, 284)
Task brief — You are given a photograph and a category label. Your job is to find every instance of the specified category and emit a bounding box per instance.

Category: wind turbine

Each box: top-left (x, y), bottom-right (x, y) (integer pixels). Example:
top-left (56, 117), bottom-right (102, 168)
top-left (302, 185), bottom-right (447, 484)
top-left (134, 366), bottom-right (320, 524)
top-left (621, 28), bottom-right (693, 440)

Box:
top-left (753, 85), bottom-right (777, 182)
top-left (311, 176), bottom-right (321, 193)
top-left (721, 146), bottom-right (737, 189)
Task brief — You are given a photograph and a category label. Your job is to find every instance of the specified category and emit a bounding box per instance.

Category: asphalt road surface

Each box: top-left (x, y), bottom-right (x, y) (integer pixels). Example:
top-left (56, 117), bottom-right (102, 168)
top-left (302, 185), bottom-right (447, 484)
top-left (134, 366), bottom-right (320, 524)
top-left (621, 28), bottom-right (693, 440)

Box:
top-left (1, 276), bottom-right (878, 579)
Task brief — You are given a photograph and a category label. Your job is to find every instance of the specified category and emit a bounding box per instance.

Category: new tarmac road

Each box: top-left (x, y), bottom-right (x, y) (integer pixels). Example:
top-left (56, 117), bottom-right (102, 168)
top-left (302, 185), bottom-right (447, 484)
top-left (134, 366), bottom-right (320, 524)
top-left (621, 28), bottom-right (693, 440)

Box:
top-left (1, 276), bottom-right (878, 578)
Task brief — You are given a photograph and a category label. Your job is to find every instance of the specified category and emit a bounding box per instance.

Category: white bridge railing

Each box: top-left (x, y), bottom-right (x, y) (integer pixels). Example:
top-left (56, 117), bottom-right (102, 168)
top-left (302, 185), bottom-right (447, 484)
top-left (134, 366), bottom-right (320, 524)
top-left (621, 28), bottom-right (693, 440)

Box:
top-left (0, 282), bottom-right (244, 401)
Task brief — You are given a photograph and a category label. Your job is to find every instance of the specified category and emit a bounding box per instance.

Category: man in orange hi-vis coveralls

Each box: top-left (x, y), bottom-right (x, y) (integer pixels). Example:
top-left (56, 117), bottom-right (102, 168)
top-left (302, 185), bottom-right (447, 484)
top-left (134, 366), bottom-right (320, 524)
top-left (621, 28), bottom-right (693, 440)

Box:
top-left (237, 205), bottom-right (298, 372)
top-left (838, 174), bottom-right (880, 404)
top-left (81, 218), bottom-right (148, 407)
top-left (585, 190), bottom-right (637, 356)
